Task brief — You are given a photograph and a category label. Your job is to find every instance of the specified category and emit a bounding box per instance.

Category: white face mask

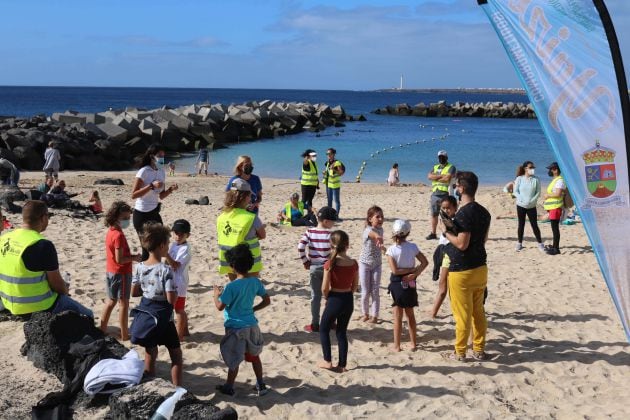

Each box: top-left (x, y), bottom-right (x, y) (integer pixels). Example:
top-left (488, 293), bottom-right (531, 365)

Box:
top-left (528, 168), bottom-right (535, 176)
top-left (310, 156), bottom-right (317, 162)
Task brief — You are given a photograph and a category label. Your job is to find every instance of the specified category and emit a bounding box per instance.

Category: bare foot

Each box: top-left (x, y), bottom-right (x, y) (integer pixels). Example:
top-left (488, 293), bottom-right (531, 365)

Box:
top-left (368, 316), bottom-right (378, 324)
top-left (390, 345), bottom-right (402, 352)
top-left (407, 343), bottom-right (418, 352)
top-left (357, 314), bottom-right (369, 322)
top-left (120, 334), bottom-right (130, 341)
top-left (318, 360), bottom-right (334, 370)
top-left (334, 366), bottom-right (348, 373)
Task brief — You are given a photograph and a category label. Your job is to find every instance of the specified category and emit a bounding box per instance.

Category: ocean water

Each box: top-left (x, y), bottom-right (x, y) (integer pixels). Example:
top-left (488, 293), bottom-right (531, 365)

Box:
top-left (0, 86), bottom-right (554, 185)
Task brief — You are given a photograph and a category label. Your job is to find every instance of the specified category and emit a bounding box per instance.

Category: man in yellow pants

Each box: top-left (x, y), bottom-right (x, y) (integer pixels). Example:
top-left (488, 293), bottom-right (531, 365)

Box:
top-left (441, 171), bottom-right (491, 361)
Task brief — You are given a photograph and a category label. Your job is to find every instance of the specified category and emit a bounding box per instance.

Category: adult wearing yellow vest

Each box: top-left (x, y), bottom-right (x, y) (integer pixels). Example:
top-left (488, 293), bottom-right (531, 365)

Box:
top-left (300, 149), bottom-right (319, 210)
top-left (543, 162), bottom-right (565, 256)
top-left (426, 150), bottom-right (456, 240)
top-left (323, 148), bottom-right (345, 218)
top-left (277, 192), bottom-right (317, 227)
top-left (217, 179), bottom-right (266, 280)
top-left (0, 200), bottom-right (93, 317)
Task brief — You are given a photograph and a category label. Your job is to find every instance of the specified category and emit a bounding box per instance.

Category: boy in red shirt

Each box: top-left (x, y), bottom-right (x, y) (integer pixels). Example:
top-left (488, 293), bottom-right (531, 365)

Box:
top-left (100, 201), bottom-right (141, 340)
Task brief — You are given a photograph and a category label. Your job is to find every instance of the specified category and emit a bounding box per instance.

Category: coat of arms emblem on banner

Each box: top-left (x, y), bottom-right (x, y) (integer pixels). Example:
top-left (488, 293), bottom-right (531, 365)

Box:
top-left (582, 140), bottom-right (624, 208)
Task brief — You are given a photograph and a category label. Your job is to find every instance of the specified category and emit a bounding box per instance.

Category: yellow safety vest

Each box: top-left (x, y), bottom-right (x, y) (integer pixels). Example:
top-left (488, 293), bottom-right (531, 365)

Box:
top-left (544, 175), bottom-right (564, 210)
top-left (0, 229), bottom-right (58, 315)
top-left (217, 208), bottom-right (263, 274)
top-left (324, 160), bottom-right (343, 189)
top-left (301, 160), bottom-right (319, 186)
top-left (281, 201), bottom-right (305, 225)
top-left (431, 163), bottom-right (453, 193)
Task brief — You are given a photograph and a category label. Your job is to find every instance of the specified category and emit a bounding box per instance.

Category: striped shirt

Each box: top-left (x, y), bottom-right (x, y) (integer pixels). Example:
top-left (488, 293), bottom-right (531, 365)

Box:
top-left (297, 228), bottom-right (332, 266)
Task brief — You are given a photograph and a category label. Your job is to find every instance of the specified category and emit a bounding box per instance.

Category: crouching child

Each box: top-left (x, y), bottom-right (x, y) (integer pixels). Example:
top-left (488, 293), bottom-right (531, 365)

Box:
top-left (214, 243), bottom-right (271, 396)
top-left (129, 224), bottom-right (183, 386)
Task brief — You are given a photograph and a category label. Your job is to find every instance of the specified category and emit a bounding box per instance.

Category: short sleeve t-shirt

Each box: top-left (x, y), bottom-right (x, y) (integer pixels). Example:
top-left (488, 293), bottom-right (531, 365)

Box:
top-left (446, 201), bottom-right (491, 272)
top-left (132, 262), bottom-right (176, 301)
top-left (359, 226), bottom-right (384, 268)
top-left (134, 166), bottom-right (166, 212)
top-left (219, 277), bottom-right (267, 329)
top-left (226, 175), bottom-right (263, 212)
top-left (43, 148), bottom-right (61, 171)
top-left (168, 242), bottom-right (192, 297)
top-left (22, 239), bottom-right (59, 272)
top-left (386, 241), bottom-right (420, 269)
top-left (106, 227), bottom-right (132, 274)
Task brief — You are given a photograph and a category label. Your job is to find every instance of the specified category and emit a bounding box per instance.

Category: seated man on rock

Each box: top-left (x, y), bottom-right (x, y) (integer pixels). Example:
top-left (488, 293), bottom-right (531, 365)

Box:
top-left (0, 200), bottom-right (93, 317)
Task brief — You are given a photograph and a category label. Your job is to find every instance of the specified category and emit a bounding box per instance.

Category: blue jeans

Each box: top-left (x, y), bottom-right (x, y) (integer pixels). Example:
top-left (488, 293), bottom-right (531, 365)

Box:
top-left (309, 265), bottom-right (324, 327)
top-left (326, 187), bottom-right (341, 216)
top-left (51, 294), bottom-right (94, 318)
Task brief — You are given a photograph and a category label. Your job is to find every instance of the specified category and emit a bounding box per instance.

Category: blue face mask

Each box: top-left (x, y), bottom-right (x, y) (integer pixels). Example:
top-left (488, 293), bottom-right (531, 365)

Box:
top-left (120, 219), bottom-right (131, 229)
top-left (156, 157), bottom-right (166, 165)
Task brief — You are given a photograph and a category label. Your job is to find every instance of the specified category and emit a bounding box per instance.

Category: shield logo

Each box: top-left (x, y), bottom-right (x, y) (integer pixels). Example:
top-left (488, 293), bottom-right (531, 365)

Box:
top-left (583, 141), bottom-right (617, 199)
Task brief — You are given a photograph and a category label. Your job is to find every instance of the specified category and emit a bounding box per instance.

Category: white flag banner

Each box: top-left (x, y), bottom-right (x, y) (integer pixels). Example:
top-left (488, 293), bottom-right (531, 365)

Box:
top-left (479, 0), bottom-right (630, 340)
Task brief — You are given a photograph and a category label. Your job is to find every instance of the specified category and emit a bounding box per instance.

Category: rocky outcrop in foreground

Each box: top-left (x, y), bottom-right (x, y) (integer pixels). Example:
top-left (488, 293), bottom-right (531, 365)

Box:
top-left (0, 101), bottom-right (363, 171)
top-left (372, 101), bottom-right (536, 119)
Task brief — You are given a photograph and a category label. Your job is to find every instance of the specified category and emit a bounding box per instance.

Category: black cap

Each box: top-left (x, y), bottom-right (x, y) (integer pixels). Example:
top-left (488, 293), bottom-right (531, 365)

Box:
top-left (172, 219), bottom-right (191, 234)
top-left (546, 162), bottom-right (559, 169)
top-left (317, 206), bottom-right (338, 221)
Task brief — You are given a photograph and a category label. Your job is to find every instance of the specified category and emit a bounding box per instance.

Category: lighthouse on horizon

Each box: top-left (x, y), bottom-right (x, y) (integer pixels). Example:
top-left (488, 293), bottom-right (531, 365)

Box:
top-left (399, 74), bottom-right (403, 90)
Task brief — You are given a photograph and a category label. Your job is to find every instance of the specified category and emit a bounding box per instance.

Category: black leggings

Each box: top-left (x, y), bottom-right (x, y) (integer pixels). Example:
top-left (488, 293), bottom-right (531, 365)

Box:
top-left (550, 219), bottom-right (561, 249)
top-left (320, 292), bottom-right (353, 367)
top-left (516, 205), bottom-right (542, 243)
top-left (133, 206), bottom-right (163, 261)
top-left (301, 185), bottom-right (317, 210)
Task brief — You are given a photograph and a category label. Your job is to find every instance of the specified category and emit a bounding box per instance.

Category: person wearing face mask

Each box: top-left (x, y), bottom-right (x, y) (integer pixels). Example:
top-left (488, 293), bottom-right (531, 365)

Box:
top-left (101, 201), bottom-right (142, 340)
top-left (323, 148), bottom-right (345, 218)
top-left (426, 150), bottom-right (456, 240)
top-left (513, 161), bottom-right (544, 252)
top-left (0, 200), bottom-right (93, 317)
top-left (225, 155), bottom-right (263, 214)
top-left (542, 162), bottom-right (565, 255)
top-left (300, 149), bottom-right (319, 210)
top-left (131, 144), bottom-right (179, 261)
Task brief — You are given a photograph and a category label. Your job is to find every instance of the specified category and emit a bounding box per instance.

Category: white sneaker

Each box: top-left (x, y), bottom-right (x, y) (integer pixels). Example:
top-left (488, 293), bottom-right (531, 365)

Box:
top-left (515, 243), bottom-right (523, 251)
top-left (538, 243), bottom-right (546, 252)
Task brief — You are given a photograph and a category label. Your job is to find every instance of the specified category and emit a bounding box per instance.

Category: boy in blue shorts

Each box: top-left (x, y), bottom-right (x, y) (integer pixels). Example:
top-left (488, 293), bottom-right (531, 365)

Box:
top-left (214, 244), bottom-right (271, 396)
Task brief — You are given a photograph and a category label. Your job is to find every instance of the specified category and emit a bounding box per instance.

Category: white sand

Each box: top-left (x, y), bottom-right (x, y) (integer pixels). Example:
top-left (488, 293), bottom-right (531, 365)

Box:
top-left (1, 170), bottom-right (628, 419)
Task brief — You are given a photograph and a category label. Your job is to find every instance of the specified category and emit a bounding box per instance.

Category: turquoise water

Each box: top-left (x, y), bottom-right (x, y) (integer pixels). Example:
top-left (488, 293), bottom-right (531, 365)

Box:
top-left (0, 86), bottom-right (553, 185)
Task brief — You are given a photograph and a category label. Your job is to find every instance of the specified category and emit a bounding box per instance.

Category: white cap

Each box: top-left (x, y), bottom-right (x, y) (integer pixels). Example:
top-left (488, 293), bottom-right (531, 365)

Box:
top-left (392, 219), bottom-right (411, 236)
top-left (437, 150), bottom-right (448, 157)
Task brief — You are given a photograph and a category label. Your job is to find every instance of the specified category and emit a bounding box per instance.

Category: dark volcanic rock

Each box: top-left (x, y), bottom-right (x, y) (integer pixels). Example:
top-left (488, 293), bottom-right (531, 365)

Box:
top-left (185, 199), bottom-right (200, 205)
top-left (108, 378), bottom-right (237, 420)
top-left (94, 178), bottom-right (125, 186)
top-left (198, 196), bottom-right (210, 205)
top-left (20, 311), bottom-right (127, 383)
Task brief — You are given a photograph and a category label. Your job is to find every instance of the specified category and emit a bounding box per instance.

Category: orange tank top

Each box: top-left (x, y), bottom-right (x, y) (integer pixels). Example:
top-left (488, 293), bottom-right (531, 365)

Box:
top-left (324, 259), bottom-right (357, 289)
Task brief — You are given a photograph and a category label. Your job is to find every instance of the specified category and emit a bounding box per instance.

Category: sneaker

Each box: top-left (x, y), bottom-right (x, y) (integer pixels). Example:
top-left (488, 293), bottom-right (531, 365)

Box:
top-left (545, 247), bottom-right (561, 255)
top-left (426, 233), bottom-right (438, 240)
top-left (537, 243), bottom-right (546, 252)
top-left (304, 324), bottom-right (319, 333)
top-left (255, 382), bottom-right (269, 396)
top-left (215, 384), bottom-right (235, 396)
top-left (515, 243), bottom-right (523, 251)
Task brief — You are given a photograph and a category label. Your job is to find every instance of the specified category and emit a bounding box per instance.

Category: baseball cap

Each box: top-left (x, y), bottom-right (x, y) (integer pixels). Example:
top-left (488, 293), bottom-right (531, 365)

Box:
top-left (437, 150), bottom-right (448, 157)
top-left (317, 206), bottom-right (338, 221)
top-left (290, 192), bottom-right (300, 200)
top-left (230, 178), bottom-right (251, 192)
top-left (546, 162), bottom-right (559, 169)
top-left (392, 219), bottom-right (411, 236)
top-left (172, 219), bottom-right (191, 234)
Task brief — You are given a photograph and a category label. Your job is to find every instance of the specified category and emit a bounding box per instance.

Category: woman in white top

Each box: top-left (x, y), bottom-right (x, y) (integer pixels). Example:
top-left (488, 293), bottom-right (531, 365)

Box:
top-left (387, 163), bottom-right (400, 186)
top-left (131, 143), bottom-right (178, 260)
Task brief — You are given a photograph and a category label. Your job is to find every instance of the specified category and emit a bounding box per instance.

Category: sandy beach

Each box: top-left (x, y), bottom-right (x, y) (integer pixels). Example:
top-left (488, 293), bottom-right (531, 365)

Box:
top-left (1, 170), bottom-right (629, 419)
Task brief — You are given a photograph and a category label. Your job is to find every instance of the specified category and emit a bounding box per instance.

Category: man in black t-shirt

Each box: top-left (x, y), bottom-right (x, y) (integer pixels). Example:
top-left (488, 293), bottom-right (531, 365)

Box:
top-left (0, 200), bottom-right (93, 317)
top-left (442, 171), bottom-right (491, 361)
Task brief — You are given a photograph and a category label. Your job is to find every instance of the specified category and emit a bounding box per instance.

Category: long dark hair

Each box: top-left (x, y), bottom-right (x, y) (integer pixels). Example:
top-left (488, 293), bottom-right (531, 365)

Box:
top-left (329, 230), bottom-right (350, 271)
top-left (137, 143), bottom-right (165, 168)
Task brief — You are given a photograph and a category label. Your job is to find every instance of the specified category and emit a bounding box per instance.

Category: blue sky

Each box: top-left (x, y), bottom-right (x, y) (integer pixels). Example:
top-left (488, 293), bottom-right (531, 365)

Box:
top-left (1, 0), bottom-right (629, 90)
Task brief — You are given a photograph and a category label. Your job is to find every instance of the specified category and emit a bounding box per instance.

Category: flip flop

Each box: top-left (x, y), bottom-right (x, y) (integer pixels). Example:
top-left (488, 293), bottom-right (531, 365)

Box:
top-left (471, 351), bottom-right (491, 361)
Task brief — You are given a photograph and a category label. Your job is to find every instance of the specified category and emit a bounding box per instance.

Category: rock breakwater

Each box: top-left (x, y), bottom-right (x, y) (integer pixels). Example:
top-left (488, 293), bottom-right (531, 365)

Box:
top-left (0, 101), bottom-right (362, 171)
top-left (373, 100), bottom-right (536, 119)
